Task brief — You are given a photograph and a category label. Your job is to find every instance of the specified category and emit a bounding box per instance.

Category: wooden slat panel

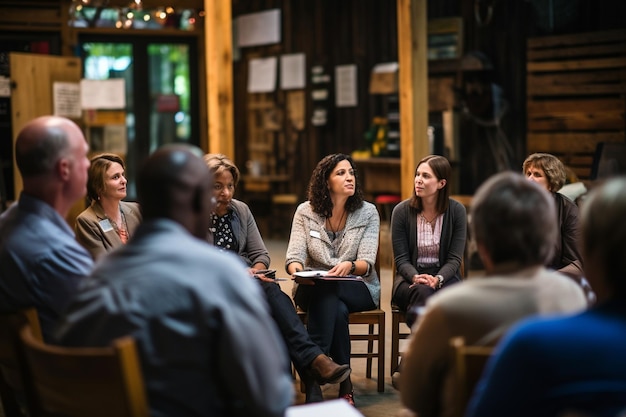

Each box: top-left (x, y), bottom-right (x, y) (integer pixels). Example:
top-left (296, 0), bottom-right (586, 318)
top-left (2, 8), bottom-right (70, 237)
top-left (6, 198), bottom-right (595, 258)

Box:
top-left (527, 132), bottom-right (624, 153)
top-left (528, 70), bottom-right (625, 88)
top-left (528, 83), bottom-right (626, 96)
top-left (0, 9), bottom-right (61, 26)
top-left (528, 112), bottom-right (625, 132)
top-left (527, 98), bottom-right (622, 115)
top-left (527, 43), bottom-right (626, 62)
top-left (527, 29), bottom-right (626, 49)
top-left (527, 57), bottom-right (626, 73)
top-left (561, 155), bottom-right (595, 166)
top-left (570, 166), bottom-right (592, 178)
top-left (527, 30), bottom-right (626, 180)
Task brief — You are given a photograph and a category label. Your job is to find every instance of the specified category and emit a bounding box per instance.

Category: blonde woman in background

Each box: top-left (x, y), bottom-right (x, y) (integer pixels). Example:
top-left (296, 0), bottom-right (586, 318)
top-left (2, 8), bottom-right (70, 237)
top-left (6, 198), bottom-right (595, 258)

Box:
top-left (75, 153), bottom-right (142, 260)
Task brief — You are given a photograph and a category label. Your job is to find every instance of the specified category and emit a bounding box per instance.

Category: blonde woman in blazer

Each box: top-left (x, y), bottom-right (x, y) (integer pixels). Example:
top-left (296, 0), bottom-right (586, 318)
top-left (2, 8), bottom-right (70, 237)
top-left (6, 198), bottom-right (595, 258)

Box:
top-left (75, 153), bottom-right (142, 260)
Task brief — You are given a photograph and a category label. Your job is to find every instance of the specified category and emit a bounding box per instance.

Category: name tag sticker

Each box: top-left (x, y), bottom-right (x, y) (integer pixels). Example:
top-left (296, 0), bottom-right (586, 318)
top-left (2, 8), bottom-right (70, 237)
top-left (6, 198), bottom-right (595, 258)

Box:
top-left (310, 230), bottom-right (321, 239)
top-left (99, 219), bottom-right (114, 232)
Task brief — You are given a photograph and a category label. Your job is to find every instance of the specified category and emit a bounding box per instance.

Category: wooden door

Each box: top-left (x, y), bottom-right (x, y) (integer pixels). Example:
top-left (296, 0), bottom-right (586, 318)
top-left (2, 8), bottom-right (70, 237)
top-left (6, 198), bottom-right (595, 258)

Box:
top-left (9, 52), bottom-right (83, 222)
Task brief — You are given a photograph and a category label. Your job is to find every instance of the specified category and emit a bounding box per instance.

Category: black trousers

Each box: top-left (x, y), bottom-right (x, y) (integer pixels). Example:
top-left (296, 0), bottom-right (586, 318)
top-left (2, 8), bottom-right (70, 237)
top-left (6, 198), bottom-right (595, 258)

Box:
top-left (392, 272), bottom-right (461, 328)
top-left (259, 281), bottom-right (322, 374)
top-left (294, 280), bottom-right (376, 366)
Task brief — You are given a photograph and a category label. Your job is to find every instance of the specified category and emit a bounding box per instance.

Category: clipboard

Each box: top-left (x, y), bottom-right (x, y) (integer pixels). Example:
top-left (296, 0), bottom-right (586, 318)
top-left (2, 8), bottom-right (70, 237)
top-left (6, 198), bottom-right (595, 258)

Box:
top-left (293, 270), bottom-right (363, 281)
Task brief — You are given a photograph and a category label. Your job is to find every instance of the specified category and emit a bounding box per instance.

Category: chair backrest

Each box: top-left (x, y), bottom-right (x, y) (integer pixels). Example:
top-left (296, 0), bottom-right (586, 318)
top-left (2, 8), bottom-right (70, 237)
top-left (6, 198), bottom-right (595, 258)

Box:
top-left (20, 326), bottom-right (149, 417)
top-left (0, 308), bottom-right (42, 417)
top-left (450, 336), bottom-right (493, 417)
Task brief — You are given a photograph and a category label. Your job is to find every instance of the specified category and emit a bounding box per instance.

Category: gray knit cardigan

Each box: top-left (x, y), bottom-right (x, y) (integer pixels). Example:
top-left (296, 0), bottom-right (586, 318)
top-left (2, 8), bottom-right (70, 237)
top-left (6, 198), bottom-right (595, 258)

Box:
top-left (285, 201), bottom-right (380, 306)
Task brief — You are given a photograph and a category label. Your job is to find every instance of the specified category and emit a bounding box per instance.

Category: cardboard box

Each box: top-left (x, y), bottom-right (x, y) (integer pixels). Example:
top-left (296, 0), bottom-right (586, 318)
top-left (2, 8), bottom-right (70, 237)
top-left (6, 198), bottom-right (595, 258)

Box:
top-left (369, 62), bottom-right (398, 94)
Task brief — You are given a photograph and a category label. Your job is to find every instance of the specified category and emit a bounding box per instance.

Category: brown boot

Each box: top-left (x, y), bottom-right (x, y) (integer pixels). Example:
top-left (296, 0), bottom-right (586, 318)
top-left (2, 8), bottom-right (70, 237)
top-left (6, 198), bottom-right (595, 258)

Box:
top-left (308, 354), bottom-right (351, 385)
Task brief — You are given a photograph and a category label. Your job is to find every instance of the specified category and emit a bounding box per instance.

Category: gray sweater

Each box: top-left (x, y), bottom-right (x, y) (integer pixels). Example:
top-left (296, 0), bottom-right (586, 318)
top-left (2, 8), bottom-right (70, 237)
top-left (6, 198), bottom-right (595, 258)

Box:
top-left (285, 201), bottom-right (380, 306)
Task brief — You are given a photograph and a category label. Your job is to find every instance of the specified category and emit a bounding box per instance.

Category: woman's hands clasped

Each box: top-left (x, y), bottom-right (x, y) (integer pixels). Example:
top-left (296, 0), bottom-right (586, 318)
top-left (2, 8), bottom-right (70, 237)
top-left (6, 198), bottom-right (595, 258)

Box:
top-left (410, 274), bottom-right (437, 289)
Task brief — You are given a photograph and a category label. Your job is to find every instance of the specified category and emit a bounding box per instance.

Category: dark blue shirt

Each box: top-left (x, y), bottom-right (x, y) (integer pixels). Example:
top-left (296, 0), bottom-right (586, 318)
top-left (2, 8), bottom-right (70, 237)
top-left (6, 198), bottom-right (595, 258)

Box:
top-left (0, 193), bottom-right (93, 340)
top-left (467, 300), bottom-right (626, 417)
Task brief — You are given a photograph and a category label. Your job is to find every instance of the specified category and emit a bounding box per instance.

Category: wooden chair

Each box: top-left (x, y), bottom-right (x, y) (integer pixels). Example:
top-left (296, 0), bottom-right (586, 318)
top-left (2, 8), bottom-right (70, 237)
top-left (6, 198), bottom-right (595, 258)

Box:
top-left (390, 303), bottom-right (410, 376)
top-left (19, 325), bottom-right (149, 417)
top-left (0, 308), bottom-right (42, 417)
top-left (449, 336), bottom-right (493, 417)
top-left (296, 255), bottom-right (385, 392)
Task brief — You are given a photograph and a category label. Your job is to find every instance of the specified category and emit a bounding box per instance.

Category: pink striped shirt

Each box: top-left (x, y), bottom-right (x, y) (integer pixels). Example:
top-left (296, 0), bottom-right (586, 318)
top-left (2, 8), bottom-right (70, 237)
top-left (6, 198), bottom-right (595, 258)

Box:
top-left (416, 213), bottom-right (443, 265)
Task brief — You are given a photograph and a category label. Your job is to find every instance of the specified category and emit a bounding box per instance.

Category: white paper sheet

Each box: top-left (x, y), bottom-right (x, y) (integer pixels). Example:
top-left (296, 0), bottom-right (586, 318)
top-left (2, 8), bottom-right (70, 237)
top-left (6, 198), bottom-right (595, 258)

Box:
top-left (53, 82), bottom-right (81, 118)
top-left (236, 9), bottom-right (281, 47)
top-left (286, 399), bottom-right (365, 417)
top-left (80, 79), bottom-right (125, 110)
top-left (248, 57), bottom-right (277, 93)
top-left (280, 53), bottom-right (306, 90)
top-left (335, 64), bottom-right (358, 107)
top-left (0, 77), bottom-right (11, 97)
top-left (372, 62), bottom-right (399, 73)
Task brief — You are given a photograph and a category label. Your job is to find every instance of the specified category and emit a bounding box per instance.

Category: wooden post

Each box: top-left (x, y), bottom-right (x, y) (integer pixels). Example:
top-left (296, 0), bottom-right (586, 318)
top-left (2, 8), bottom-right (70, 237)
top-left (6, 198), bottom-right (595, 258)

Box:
top-left (204, 0), bottom-right (234, 157)
top-left (397, 0), bottom-right (429, 200)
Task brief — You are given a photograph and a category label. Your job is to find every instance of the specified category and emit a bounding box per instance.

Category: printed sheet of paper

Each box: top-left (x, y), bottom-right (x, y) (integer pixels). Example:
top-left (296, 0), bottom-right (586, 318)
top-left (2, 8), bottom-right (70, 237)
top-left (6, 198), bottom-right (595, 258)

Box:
top-left (280, 53), bottom-right (306, 90)
top-left (53, 82), bottom-right (81, 118)
top-left (236, 9), bottom-right (281, 47)
top-left (80, 79), bottom-right (125, 109)
top-left (335, 64), bottom-right (357, 107)
top-left (247, 57), bottom-right (277, 93)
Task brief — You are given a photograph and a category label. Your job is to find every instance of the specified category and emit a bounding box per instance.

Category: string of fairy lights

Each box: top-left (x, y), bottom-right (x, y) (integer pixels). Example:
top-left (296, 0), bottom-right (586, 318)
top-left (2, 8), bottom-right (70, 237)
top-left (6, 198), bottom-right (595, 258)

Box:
top-left (69, 0), bottom-right (204, 30)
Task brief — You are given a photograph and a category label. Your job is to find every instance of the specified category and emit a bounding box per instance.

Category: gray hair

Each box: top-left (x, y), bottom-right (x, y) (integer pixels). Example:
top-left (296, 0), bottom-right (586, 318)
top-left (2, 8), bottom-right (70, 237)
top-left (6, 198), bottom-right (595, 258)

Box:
top-left (471, 171), bottom-right (556, 266)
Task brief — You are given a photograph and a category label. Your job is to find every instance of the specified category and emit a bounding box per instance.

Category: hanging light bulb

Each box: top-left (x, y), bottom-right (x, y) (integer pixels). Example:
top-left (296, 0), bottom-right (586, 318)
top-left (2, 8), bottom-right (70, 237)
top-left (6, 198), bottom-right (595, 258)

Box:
top-left (130, 0), bottom-right (142, 11)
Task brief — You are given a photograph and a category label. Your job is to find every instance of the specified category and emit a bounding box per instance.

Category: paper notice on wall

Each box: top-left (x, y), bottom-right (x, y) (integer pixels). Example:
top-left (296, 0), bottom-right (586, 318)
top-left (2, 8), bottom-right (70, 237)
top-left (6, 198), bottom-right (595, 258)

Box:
top-left (248, 57), bottom-right (277, 93)
top-left (81, 79), bottom-right (125, 109)
top-left (236, 9), bottom-right (281, 47)
top-left (335, 65), bottom-right (357, 107)
top-left (53, 82), bottom-right (81, 118)
top-left (104, 124), bottom-right (127, 155)
top-left (0, 77), bottom-right (11, 97)
top-left (280, 53), bottom-right (306, 90)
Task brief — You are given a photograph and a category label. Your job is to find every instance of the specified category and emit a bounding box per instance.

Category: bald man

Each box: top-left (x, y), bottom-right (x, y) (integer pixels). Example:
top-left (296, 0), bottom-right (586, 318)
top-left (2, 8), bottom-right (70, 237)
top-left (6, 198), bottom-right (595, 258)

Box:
top-left (0, 116), bottom-right (93, 340)
top-left (55, 145), bottom-right (294, 417)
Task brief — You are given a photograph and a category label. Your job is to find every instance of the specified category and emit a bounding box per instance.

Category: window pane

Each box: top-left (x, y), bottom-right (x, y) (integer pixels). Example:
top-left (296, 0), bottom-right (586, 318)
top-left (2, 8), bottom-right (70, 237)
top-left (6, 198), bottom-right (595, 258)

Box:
top-left (147, 43), bottom-right (191, 153)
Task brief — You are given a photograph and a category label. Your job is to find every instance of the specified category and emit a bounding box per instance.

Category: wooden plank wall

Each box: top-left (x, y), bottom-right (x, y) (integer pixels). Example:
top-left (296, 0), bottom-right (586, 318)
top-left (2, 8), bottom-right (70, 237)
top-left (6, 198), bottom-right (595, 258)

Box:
top-left (527, 29), bottom-right (626, 179)
top-left (232, 0), bottom-right (399, 202)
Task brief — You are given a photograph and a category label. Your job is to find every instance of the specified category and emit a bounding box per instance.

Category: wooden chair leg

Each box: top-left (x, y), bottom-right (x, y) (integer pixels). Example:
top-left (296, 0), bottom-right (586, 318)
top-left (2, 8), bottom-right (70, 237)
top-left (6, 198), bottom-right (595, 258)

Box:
top-left (377, 316), bottom-right (385, 392)
top-left (391, 311), bottom-right (401, 375)
top-left (366, 323), bottom-right (373, 379)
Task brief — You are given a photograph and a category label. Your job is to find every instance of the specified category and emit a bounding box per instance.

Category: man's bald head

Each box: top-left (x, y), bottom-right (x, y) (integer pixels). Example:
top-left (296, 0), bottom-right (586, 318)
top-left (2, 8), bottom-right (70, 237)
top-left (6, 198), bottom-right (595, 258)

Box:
top-left (16, 116), bottom-right (83, 178)
top-left (138, 144), bottom-right (215, 238)
top-left (14, 116), bottom-right (90, 216)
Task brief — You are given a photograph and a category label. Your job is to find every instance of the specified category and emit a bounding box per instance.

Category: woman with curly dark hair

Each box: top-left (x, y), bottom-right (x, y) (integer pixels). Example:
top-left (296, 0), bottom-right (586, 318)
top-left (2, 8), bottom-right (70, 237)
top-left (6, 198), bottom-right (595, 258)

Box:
top-left (285, 153), bottom-right (380, 406)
